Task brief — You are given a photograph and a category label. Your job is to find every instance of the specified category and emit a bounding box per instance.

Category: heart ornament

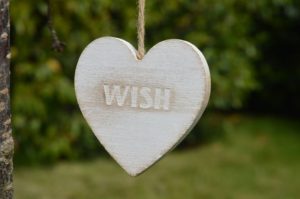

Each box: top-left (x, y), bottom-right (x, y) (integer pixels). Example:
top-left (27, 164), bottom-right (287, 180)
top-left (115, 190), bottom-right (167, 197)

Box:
top-left (75, 37), bottom-right (211, 176)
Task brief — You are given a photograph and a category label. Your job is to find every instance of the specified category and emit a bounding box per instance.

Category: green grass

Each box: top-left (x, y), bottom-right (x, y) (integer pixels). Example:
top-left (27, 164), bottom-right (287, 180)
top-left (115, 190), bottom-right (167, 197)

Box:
top-left (14, 115), bottom-right (300, 199)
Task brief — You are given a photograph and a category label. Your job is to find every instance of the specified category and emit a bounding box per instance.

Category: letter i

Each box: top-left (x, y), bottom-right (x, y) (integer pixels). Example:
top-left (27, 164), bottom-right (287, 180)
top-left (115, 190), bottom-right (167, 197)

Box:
top-left (131, 86), bottom-right (138, 108)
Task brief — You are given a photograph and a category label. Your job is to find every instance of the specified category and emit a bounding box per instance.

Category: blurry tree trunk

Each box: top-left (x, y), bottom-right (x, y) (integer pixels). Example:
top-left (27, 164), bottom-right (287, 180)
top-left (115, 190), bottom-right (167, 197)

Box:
top-left (0, 0), bottom-right (13, 199)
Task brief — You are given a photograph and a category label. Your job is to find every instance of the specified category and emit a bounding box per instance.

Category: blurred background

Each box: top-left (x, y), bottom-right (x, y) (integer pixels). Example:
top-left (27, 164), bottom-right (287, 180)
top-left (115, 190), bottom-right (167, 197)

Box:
top-left (11, 0), bottom-right (300, 198)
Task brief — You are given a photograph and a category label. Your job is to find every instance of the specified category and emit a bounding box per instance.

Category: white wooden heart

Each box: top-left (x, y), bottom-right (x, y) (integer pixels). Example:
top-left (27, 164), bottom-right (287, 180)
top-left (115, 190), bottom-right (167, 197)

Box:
top-left (75, 37), bottom-right (210, 176)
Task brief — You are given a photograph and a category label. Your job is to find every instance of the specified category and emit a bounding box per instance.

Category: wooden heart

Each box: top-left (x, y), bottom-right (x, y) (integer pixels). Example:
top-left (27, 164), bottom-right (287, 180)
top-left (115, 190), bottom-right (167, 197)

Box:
top-left (75, 37), bottom-right (210, 176)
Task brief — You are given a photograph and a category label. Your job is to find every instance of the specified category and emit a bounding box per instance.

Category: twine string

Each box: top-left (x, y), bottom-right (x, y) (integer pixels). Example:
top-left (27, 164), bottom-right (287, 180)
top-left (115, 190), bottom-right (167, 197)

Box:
top-left (137, 0), bottom-right (145, 59)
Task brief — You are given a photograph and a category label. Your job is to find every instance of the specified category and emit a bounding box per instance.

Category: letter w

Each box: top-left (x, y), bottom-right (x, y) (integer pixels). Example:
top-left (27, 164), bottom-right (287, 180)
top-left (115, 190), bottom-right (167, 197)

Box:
top-left (103, 84), bottom-right (130, 106)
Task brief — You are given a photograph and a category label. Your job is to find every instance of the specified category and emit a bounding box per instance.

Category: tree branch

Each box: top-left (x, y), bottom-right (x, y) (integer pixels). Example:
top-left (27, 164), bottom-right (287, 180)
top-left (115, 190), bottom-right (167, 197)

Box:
top-left (47, 0), bottom-right (65, 52)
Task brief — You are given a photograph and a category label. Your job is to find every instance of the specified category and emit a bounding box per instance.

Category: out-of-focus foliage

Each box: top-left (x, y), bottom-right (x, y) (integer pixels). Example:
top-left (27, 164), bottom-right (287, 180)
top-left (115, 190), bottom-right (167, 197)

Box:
top-left (246, 0), bottom-right (300, 115)
top-left (11, 0), bottom-right (300, 164)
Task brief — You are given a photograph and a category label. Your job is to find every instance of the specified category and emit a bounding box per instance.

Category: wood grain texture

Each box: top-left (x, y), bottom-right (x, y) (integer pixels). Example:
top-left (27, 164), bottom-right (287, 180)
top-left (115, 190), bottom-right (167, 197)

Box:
top-left (75, 37), bottom-right (210, 176)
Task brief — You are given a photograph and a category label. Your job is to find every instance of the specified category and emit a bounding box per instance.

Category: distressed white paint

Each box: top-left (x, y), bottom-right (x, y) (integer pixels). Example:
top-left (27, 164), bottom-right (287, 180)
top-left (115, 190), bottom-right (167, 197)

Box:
top-left (74, 37), bottom-right (211, 176)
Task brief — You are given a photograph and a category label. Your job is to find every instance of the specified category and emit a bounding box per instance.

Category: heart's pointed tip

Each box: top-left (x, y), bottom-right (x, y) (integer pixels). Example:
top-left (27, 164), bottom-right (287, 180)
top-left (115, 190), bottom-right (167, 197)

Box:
top-left (125, 169), bottom-right (143, 177)
top-left (127, 172), bottom-right (140, 177)
top-left (123, 166), bottom-right (147, 177)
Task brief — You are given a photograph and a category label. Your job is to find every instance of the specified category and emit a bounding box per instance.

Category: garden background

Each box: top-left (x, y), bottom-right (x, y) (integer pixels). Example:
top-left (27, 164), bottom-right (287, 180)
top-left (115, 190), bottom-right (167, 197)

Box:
top-left (11, 0), bottom-right (300, 198)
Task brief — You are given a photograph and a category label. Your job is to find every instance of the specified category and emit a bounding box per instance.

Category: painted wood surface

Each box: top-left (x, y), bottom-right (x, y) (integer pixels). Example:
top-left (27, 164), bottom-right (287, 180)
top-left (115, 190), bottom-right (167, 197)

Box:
top-left (75, 37), bottom-right (211, 176)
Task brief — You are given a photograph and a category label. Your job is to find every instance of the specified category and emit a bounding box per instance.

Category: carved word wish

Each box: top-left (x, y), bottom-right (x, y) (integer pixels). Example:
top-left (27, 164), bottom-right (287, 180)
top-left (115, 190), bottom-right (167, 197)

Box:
top-left (103, 84), bottom-right (171, 111)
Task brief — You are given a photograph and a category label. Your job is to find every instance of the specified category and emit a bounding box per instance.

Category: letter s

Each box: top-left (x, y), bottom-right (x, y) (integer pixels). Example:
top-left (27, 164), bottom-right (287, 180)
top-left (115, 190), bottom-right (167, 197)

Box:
top-left (139, 87), bottom-right (153, 109)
